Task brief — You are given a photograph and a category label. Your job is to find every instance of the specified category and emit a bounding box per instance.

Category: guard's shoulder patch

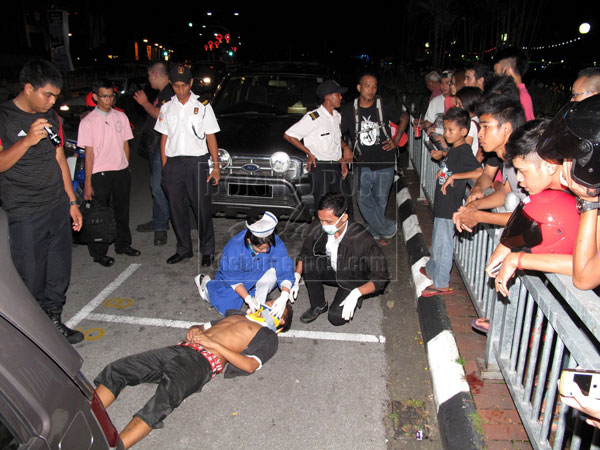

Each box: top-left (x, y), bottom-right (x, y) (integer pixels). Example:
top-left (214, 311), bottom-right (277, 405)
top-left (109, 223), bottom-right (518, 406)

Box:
top-left (309, 111), bottom-right (320, 120)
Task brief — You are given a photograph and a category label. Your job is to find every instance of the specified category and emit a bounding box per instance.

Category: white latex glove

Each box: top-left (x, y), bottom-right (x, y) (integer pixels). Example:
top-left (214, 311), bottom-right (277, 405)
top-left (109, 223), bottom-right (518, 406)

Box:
top-left (340, 288), bottom-right (362, 321)
top-left (244, 294), bottom-right (260, 313)
top-left (269, 291), bottom-right (290, 319)
top-left (290, 272), bottom-right (302, 302)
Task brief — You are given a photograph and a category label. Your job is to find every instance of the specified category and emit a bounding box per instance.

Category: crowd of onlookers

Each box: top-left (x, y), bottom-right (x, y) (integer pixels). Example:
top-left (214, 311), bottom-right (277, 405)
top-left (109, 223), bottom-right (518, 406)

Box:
top-left (417, 47), bottom-right (600, 425)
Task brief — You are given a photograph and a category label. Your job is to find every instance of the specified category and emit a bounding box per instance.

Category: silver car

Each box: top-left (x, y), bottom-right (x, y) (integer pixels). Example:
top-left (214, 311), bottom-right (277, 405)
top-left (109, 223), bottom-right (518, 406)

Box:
top-left (0, 208), bottom-right (124, 449)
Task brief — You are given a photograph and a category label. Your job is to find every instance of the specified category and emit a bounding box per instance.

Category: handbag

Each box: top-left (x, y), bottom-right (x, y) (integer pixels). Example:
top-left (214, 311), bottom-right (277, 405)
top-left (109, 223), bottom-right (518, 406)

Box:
top-left (73, 199), bottom-right (117, 244)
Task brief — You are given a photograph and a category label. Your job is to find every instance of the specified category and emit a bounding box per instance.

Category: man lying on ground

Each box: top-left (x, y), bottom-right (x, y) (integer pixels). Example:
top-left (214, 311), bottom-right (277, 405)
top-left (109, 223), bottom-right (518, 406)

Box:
top-left (94, 300), bottom-right (293, 449)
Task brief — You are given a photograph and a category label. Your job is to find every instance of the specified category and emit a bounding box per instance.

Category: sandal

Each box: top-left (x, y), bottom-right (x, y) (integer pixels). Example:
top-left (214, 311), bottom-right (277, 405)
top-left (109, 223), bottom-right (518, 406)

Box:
top-left (421, 286), bottom-right (454, 297)
top-left (419, 266), bottom-right (432, 280)
top-left (378, 237), bottom-right (392, 246)
top-left (471, 318), bottom-right (489, 334)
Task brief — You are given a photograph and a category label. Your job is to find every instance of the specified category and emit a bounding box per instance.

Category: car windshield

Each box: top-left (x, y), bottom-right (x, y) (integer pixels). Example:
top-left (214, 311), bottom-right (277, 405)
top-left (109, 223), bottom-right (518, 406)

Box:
top-left (213, 74), bottom-right (324, 116)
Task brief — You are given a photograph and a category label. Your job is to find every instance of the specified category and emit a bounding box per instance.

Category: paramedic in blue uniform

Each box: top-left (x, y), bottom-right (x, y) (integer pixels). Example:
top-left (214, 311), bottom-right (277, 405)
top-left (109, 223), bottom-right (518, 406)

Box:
top-left (195, 211), bottom-right (298, 318)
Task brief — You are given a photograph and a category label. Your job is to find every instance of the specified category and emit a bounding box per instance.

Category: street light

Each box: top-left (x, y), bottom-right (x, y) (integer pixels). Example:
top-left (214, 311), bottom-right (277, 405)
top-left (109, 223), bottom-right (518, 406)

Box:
top-left (579, 23), bottom-right (591, 34)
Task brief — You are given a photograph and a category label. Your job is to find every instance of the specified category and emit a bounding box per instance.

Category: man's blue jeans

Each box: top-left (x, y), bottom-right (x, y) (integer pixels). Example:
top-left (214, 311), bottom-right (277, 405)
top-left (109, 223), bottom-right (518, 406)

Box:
top-left (356, 166), bottom-right (396, 239)
top-left (426, 217), bottom-right (455, 288)
top-left (150, 148), bottom-right (170, 231)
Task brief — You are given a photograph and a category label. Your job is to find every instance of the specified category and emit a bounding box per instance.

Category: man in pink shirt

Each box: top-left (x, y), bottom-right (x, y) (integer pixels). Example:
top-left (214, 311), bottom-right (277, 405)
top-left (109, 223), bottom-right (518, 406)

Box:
top-left (77, 79), bottom-right (140, 267)
top-left (494, 47), bottom-right (535, 121)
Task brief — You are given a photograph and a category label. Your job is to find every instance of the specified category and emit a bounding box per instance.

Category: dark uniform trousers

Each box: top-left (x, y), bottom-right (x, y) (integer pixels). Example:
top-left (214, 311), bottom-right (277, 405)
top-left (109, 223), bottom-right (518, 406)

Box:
top-left (88, 168), bottom-right (132, 259)
top-left (310, 161), bottom-right (353, 219)
top-left (8, 201), bottom-right (71, 311)
top-left (161, 155), bottom-right (215, 256)
top-left (303, 254), bottom-right (351, 326)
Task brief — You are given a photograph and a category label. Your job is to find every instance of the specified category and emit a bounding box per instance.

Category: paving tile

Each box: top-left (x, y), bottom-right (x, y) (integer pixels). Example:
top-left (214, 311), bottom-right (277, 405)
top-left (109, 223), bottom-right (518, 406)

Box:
top-left (482, 423), bottom-right (530, 441)
top-left (486, 440), bottom-right (533, 450)
top-left (480, 408), bottom-right (523, 425)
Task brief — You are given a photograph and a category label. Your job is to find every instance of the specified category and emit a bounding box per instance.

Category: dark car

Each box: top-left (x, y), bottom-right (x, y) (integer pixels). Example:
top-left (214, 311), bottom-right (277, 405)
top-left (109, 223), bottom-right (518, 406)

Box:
top-left (0, 208), bottom-right (124, 449)
top-left (210, 62), bottom-right (330, 221)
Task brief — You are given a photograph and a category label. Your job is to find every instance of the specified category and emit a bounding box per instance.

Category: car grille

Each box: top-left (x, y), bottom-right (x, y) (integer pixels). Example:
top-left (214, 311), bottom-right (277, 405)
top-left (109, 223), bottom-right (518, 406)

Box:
top-left (221, 156), bottom-right (302, 180)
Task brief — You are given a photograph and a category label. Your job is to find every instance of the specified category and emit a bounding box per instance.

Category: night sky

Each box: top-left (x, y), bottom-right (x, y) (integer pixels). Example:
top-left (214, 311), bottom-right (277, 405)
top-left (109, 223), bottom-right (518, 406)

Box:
top-left (1, 1), bottom-right (596, 83)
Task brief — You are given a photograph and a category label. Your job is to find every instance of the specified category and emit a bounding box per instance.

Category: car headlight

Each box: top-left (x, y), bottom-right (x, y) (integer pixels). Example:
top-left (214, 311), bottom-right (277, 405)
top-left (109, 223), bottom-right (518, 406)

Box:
top-left (60, 104), bottom-right (70, 111)
top-left (202, 76), bottom-right (212, 85)
top-left (209, 148), bottom-right (231, 170)
top-left (270, 151), bottom-right (291, 173)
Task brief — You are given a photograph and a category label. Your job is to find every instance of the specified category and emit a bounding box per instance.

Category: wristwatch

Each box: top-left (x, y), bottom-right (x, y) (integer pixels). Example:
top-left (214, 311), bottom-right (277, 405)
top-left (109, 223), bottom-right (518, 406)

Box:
top-left (576, 197), bottom-right (600, 213)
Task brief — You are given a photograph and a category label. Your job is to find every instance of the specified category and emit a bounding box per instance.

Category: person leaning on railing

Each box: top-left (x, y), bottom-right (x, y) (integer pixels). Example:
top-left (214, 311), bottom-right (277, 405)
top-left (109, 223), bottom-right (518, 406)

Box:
top-left (537, 95), bottom-right (600, 290)
top-left (473, 119), bottom-right (570, 332)
top-left (452, 95), bottom-right (526, 233)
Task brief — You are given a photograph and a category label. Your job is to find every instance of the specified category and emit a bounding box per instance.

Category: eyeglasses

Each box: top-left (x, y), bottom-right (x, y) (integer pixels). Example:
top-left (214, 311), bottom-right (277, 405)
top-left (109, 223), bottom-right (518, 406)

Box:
top-left (571, 91), bottom-right (597, 100)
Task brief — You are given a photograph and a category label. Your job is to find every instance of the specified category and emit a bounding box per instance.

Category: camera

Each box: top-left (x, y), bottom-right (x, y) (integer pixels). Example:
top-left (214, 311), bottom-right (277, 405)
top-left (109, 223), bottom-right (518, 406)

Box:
top-left (44, 126), bottom-right (61, 147)
top-left (559, 368), bottom-right (600, 398)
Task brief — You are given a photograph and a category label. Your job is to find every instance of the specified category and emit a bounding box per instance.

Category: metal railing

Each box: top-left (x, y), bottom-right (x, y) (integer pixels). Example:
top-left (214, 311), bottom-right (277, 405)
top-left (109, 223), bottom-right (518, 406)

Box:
top-left (406, 115), bottom-right (600, 449)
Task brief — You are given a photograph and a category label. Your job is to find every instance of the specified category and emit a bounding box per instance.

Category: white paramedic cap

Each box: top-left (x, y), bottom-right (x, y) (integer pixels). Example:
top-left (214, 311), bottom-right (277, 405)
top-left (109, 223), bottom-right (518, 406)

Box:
top-left (246, 211), bottom-right (278, 237)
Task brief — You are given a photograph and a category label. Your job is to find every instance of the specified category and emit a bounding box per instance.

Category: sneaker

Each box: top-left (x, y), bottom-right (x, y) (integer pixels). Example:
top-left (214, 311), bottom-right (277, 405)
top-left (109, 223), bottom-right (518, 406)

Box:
top-left (195, 274), bottom-right (211, 302)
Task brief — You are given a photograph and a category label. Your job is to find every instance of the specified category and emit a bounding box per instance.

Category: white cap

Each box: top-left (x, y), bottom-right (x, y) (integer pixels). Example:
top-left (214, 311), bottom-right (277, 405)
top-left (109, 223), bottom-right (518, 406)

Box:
top-left (246, 211), bottom-right (278, 237)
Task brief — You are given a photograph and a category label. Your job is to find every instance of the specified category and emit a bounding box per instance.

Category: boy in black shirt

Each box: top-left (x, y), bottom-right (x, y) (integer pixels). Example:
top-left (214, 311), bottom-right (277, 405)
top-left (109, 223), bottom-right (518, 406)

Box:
top-left (422, 108), bottom-right (482, 297)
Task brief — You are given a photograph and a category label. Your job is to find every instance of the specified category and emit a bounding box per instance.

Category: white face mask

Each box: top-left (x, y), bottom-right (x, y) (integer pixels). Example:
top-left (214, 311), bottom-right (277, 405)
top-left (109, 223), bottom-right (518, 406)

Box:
top-left (321, 212), bottom-right (346, 235)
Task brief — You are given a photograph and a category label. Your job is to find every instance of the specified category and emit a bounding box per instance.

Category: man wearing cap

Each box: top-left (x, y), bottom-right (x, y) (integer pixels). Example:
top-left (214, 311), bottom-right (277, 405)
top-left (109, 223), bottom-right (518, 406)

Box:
top-left (195, 212), bottom-right (296, 317)
top-left (341, 73), bottom-right (407, 245)
top-left (284, 79), bottom-right (353, 217)
top-left (154, 64), bottom-right (221, 266)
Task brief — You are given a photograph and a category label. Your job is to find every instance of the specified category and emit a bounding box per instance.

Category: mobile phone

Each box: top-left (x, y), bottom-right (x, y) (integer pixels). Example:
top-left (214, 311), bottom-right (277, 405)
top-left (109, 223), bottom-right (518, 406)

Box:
top-left (559, 368), bottom-right (600, 398)
top-left (489, 263), bottom-right (502, 275)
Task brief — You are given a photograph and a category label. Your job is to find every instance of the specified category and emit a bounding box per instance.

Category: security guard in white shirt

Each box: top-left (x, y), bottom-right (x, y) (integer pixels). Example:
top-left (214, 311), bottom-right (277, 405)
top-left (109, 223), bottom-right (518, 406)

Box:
top-left (284, 80), bottom-right (353, 217)
top-left (154, 64), bottom-right (220, 266)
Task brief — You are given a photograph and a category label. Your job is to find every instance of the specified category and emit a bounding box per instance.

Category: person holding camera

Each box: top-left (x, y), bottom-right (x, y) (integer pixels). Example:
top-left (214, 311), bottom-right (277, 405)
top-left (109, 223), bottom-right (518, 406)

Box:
top-left (537, 95), bottom-right (600, 290)
top-left (0, 59), bottom-right (83, 343)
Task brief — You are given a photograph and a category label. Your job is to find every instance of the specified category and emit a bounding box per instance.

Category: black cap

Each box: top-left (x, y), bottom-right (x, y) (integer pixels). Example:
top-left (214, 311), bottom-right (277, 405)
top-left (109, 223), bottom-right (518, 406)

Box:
top-left (316, 80), bottom-right (347, 100)
top-left (169, 64), bottom-right (193, 83)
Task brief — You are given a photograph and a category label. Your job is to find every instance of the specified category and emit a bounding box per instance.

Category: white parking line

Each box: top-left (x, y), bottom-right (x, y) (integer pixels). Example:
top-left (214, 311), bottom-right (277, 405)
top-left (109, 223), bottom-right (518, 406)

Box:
top-left (86, 312), bottom-right (386, 344)
top-left (65, 264), bottom-right (141, 328)
top-left (69, 263), bottom-right (385, 344)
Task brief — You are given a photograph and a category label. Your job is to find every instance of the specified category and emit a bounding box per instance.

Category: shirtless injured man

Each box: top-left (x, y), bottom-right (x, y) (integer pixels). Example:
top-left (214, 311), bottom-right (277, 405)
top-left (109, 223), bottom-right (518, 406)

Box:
top-left (94, 300), bottom-right (293, 449)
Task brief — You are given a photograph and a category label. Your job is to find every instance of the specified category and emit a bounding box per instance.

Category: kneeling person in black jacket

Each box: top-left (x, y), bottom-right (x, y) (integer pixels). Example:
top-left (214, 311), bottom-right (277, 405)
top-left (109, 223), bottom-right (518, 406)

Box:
top-left (294, 193), bottom-right (390, 325)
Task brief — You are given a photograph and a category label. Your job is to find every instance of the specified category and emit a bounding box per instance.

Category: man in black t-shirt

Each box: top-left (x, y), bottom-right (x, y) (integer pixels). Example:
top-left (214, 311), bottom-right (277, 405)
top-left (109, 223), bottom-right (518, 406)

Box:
top-left (0, 59), bottom-right (83, 344)
top-left (341, 74), bottom-right (408, 245)
top-left (134, 62), bottom-right (174, 246)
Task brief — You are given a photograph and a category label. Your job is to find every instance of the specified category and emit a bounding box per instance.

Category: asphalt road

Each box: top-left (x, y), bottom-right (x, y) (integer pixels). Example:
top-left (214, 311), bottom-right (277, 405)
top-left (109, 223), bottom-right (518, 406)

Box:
top-left (62, 131), bottom-right (441, 449)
